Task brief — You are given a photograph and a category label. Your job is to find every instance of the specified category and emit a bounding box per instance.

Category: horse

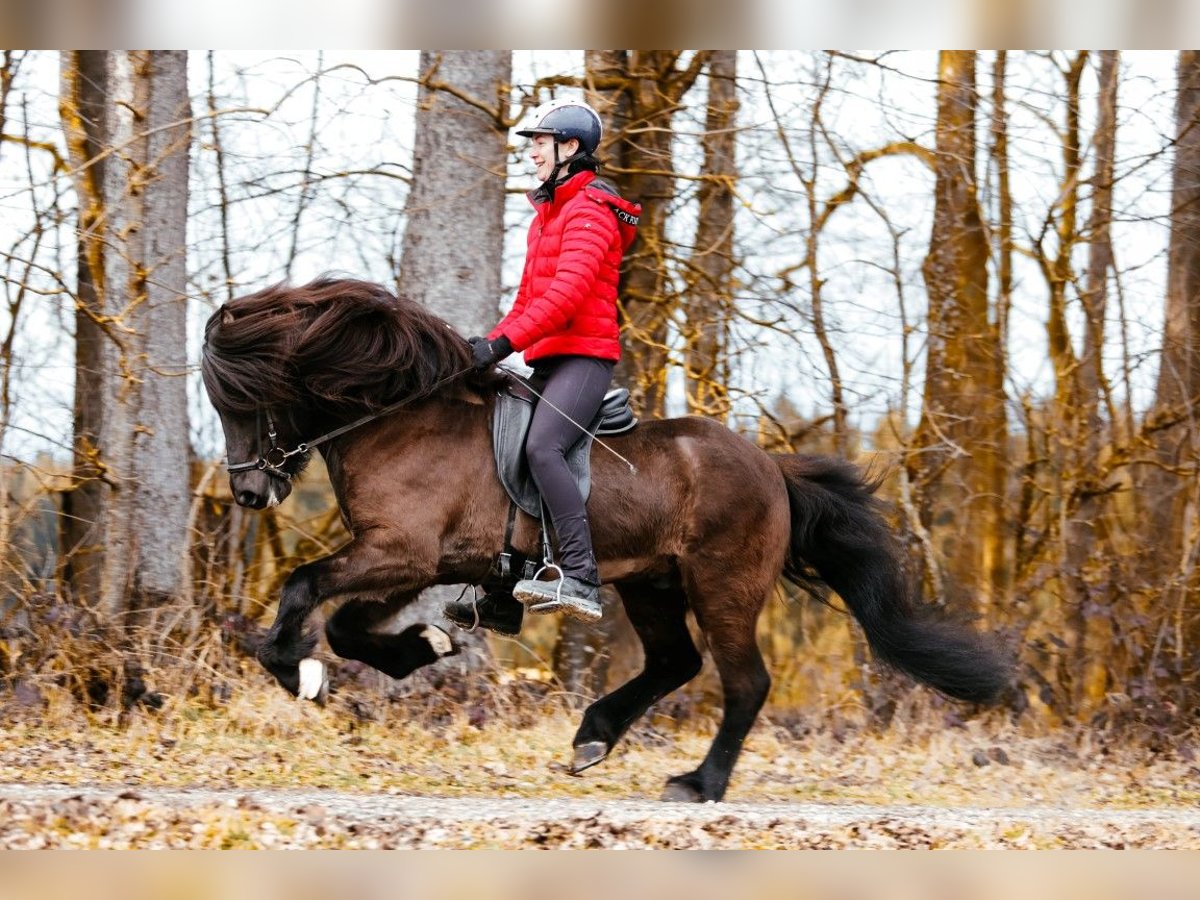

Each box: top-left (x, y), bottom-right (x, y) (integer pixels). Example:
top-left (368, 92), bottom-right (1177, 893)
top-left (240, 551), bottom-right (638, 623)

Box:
top-left (200, 276), bottom-right (1012, 803)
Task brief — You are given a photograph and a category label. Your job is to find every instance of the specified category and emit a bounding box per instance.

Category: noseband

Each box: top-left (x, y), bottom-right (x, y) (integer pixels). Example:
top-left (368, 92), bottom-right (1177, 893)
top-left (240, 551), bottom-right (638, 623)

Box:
top-left (225, 409), bottom-right (307, 482)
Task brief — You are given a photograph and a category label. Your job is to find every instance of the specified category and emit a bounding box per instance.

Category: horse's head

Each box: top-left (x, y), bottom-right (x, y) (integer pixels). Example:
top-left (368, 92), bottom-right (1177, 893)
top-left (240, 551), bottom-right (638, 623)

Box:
top-left (201, 295), bottom-right (312, 510)
top-left (211, 406), bottom-right (309, 509)
top-left (201, 276), bottom-right (482, 510)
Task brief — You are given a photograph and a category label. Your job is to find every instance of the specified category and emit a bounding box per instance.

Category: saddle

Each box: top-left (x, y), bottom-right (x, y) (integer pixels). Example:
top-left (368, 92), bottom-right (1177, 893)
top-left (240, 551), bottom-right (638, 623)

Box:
top-left (492, 369), bottom-right (637, 519)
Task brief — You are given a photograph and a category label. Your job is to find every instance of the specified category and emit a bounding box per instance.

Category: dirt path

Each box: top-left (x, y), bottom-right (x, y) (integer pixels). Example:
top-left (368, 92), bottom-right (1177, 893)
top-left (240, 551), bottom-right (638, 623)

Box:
top-left (1, 782), bottom-right (1198, 848)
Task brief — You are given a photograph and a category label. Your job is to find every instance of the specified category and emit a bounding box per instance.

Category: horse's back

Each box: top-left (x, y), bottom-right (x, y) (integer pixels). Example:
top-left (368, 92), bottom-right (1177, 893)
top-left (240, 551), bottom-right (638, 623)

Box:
top-left (588, 415), bottom-right (789, 581)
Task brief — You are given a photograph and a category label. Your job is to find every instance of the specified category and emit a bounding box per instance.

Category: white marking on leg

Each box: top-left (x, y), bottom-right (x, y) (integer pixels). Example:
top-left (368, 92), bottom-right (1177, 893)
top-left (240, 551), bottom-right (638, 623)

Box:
top-left (421, 626), bottom-right (454, 657)
top-left (297, 658), bottom-right (325, 700)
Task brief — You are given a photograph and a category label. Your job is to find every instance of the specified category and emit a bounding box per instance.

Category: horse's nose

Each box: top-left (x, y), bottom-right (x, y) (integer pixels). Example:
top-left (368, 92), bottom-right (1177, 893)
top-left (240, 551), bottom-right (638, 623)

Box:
top-left (236, 489), bottom-right (264, 508)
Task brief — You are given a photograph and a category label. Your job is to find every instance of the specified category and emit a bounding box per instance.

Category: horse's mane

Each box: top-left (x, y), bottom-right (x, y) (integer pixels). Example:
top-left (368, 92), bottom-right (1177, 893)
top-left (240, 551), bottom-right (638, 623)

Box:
top-left (201, 276), bottom-right (487, 417)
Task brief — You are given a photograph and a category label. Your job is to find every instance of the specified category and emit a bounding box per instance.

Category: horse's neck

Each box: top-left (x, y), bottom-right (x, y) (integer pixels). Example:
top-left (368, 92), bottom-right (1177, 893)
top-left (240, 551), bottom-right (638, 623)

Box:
top-left (320, 392), bottom-right (491, 495)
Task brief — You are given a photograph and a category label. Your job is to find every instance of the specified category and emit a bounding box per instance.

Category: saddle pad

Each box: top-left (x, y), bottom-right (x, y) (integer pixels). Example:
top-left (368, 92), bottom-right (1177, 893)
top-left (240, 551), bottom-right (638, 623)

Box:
top-left (491, 379), bottom-right (636, 518)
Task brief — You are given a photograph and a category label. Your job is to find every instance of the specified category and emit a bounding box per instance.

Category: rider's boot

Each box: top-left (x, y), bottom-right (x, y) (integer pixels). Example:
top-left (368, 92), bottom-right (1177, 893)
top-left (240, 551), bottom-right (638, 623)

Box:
top-left (514, 513), bottom-right (603, 623)
top-left (513, 573), bottom-right (602, 622)
top-left (443, 588), bottom-right (525, 637)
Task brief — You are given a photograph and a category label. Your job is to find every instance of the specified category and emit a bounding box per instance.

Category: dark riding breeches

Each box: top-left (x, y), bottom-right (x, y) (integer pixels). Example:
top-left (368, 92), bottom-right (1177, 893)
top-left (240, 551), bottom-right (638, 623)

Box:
top-left (525, 355), bottom-right (615, 584)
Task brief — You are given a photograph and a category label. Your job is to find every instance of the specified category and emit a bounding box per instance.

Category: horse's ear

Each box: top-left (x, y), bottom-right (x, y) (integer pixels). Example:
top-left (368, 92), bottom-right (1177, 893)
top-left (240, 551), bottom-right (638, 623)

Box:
top-left (220, 307), bottom-right (235, 326)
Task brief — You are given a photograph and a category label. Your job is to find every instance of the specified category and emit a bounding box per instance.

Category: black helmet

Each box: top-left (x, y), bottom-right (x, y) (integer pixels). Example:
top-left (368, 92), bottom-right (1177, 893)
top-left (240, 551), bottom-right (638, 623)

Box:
top-left (517, 100), bottom-right (603, 155)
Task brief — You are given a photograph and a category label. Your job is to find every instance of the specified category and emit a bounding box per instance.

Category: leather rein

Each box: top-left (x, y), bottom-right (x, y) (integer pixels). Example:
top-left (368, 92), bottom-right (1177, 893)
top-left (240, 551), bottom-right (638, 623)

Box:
top-left (225, 367), bottom-right (474, 481)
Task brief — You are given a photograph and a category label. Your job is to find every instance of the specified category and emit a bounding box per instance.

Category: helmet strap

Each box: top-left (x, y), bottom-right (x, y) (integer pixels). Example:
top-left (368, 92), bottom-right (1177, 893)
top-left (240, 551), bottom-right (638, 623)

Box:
top-left (543, 140), bottom-right (589, 201)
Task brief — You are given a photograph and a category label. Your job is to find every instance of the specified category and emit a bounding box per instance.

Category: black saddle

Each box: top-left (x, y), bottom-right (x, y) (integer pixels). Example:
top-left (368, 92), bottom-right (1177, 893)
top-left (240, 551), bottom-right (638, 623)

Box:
top-left (492, 370), bottom-right (637, 518)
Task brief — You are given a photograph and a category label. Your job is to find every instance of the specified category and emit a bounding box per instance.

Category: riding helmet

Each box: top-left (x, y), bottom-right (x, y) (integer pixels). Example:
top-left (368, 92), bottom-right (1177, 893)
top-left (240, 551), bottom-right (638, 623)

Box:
top-left (517, 99), bottom-right (604, 155)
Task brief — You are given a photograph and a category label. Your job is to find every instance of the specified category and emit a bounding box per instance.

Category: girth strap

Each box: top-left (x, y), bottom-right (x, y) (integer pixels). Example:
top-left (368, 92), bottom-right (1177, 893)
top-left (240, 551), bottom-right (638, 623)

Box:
top-left (493, 499), bottom-right (521, 582)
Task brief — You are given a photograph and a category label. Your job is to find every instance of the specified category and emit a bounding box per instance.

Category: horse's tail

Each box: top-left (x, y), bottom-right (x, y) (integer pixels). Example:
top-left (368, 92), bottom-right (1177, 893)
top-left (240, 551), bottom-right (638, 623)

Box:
top-left (774, 454), bottom-right (1012, 704)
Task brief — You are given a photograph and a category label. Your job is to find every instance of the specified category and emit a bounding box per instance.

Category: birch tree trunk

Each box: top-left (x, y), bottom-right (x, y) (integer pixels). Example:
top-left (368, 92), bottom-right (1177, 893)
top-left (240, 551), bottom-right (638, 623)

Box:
top-left (96, 51), bottom-right (192, 620)
top-left (396, 50), bottom-right (512, 667)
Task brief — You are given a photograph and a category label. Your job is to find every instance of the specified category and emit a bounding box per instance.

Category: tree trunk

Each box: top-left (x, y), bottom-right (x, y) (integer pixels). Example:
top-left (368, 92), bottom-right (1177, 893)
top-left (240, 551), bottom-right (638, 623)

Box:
top-left (991, 52), bottom-right (1014, 394)
top-left (906, 51), bottom-right (1008, 615)
top-left (396, 50), bottom-right (512, 667)
top-left (399, 51), bottom-right (509, 339)
top-left (75, 51), bottom-right (192, 624)
top-left (683, 50), bottom-right (737, 424)
top-left (1146, 52), bottom-right (1200, 555)
top-left (1143, 51), bottom-right (1200, 676)
top-left (1155, 52), bottom-right (1200, 414)
top-left (619, 51), bottom-right (681, 419)
top-left (588, 51), bottom-right (707, 419)
top-left (58, 51), bottom-right (108, 606)
top-left (133, 51), bottom-right (191, 605)
top-left (1067, 50), bottom-right (1119, 712)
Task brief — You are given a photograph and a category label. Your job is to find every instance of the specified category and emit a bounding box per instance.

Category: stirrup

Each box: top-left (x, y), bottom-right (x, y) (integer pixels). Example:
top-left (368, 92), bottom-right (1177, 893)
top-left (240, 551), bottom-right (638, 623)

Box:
top-left (526, 562), bottom-right (564, 604)
top-left (515, 568), bottom-right (602, 623)
top-left (515, 562), bottom-right (570, 612)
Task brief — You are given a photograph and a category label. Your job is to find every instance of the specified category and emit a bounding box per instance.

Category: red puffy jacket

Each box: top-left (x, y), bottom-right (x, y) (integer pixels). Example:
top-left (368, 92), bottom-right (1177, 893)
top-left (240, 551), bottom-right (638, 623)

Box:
top-left (489, 170), bottom-right (640, 363)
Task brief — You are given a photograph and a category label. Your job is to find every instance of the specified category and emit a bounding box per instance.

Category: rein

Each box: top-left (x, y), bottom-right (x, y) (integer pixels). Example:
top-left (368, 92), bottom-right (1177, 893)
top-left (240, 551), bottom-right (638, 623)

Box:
top-left (225, 366), bottom-right (475, 480)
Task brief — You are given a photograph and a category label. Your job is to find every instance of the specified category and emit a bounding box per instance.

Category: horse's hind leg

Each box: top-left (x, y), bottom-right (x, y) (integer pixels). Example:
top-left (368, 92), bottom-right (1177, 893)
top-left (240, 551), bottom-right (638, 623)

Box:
top-left (570, 581), bottom-right (702, 773)
top-left (325, 595), bottom-right (456, 680)
top-left (661, 566), bottom-right (772, 803)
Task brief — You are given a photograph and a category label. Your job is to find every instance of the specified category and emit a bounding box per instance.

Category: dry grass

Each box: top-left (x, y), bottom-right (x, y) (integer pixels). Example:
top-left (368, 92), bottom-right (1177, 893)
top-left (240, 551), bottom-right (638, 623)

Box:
top-left (2, 658), bottom-right (1197, 812)
top-left (0, 654), bottom-right (1198, 848)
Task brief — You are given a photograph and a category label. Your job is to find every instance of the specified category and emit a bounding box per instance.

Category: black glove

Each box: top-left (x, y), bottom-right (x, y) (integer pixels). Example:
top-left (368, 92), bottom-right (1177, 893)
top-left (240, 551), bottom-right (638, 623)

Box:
top-left (471, 335), bottom-right (513, 371)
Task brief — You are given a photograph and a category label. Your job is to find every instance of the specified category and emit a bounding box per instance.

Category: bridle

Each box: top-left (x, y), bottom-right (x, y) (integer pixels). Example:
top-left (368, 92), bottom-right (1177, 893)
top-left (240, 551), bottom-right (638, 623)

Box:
top-left (225, 408), bottom-right (309, 481)
top-left (224, 366), bottom-right (475, 482)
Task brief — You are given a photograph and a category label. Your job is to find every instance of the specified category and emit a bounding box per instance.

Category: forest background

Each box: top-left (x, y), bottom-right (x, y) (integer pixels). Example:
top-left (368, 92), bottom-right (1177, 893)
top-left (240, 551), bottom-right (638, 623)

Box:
top-left (0, 48), bottom-right (1198, 744)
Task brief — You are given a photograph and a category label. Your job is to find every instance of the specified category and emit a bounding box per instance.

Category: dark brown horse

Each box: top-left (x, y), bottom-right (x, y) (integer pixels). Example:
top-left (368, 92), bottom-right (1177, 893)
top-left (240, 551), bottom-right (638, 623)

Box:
top-left (201, 276), bottom-right (1011, 803)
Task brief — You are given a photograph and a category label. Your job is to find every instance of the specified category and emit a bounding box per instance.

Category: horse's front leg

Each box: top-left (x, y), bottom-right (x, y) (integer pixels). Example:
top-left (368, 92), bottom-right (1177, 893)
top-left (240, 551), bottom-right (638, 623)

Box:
top-left (256, 562), bottom-right (325, 698)
top-left (256, 539), bottom-right (449, 699)
top-left (324, 594), bottom-right (456, 681)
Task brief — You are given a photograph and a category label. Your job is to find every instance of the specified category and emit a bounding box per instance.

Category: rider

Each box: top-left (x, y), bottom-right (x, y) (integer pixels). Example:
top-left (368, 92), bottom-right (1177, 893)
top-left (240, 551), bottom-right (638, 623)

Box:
top-left (443, 98), bottom-right (639, 632)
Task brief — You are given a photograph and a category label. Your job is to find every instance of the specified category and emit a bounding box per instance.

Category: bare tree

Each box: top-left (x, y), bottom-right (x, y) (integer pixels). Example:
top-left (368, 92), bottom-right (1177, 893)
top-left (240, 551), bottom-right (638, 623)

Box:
top-left (683, 50), bottom-right (737, 423)
top-left (1066, 51), bottom-right (1120, 710)
top-left (58, 52), bottom-right (108, 604)
top-left (1154, 51), bottom-right (1200, 418)
top-left (67, 51), bottom-right (192, 620)
top-left (395, 50), bottom-right (513, 665)
top-left (587, 51), bottom-right (708, 418)
top-left (906, 51), bottom-right (1008, 615)
top-left (1143, 50), bottom-right (1200, 666)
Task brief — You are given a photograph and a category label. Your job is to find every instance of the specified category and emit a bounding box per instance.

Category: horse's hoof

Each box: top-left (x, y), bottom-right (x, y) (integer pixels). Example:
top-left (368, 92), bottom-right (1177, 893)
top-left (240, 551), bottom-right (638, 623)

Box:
top-left (661, 777), bottom-right (706, 803)
top-left (420, 625), bottom-right (456, 657)
top-left (297, 658), bottom-right (328, 704)
top-left (570, 741), bottom-right (609, 775)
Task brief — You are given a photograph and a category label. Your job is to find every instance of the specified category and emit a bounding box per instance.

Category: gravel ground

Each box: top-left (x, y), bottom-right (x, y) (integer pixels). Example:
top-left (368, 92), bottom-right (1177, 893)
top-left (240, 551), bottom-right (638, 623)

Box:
top-left (1, 782), bottom-right (1198, 848)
